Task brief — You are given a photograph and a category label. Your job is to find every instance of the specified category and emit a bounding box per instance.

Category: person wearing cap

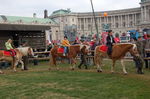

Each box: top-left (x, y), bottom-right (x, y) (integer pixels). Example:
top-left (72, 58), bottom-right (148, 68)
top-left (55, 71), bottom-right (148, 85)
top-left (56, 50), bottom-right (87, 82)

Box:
top-left (133, 36), bottom-right (144, 69)
top-left (106, 30), bottom-right (115, 55)
top-left (136, 36), bottom-right (144, 57)
top-left (61, 36), bottom-right (70, 56)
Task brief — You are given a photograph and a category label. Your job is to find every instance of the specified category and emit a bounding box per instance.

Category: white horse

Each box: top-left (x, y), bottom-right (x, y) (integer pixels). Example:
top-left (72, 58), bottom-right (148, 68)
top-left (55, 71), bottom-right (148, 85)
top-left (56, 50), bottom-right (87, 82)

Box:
top-left (14, 47), bottom-right (34, 71)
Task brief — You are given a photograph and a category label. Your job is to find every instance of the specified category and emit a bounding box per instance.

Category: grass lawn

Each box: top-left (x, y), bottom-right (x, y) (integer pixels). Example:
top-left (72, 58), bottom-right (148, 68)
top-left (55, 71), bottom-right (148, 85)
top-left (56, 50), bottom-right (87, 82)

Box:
top-left (0, 60), bottom-right (150, 99)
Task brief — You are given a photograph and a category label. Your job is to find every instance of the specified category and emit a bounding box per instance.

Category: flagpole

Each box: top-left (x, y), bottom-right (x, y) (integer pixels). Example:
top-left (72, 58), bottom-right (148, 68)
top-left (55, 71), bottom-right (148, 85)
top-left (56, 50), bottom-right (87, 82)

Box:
top-left (90, 0), bottom-right (99, 41)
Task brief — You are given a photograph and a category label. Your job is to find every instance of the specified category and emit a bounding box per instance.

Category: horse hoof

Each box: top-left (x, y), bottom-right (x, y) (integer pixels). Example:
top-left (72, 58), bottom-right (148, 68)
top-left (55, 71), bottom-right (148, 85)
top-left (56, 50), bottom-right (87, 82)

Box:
top-left (111, 71), bottom-right (114, 74)
top-left (97, 70), bottom-right (102, 72)
top-left (124, 73), bottom-right (128, 75)
top-left (71, 68), bottom-right (75, 71)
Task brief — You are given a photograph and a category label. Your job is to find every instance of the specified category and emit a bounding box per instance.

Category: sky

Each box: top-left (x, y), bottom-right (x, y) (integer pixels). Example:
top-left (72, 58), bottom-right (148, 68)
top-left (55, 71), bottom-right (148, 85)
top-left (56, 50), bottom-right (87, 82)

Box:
top-left (0, 0), bottom-right (141, 18)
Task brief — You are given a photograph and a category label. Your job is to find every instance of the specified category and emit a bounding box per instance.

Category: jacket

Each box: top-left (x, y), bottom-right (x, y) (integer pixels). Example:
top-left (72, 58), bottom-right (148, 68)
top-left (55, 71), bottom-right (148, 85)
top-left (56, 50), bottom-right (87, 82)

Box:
top-left (61, 40), bottom-right (70, 47)
top-left (106, 35), bottom-right (115, 45)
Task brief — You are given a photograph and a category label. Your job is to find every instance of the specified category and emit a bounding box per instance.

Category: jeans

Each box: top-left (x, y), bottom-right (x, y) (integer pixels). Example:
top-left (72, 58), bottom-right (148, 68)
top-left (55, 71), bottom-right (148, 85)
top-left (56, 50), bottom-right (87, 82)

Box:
top-left (64, 46), bottom-right (68, 54)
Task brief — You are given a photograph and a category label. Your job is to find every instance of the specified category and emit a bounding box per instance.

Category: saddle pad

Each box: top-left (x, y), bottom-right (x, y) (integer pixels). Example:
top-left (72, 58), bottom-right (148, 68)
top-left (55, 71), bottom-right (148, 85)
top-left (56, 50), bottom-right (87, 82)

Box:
top-left (99, 45), bottom-right (108, 53)
top-left (57, 48), bottom-right (64, 53)
top-left (3, 51), bottom-right (12, 56)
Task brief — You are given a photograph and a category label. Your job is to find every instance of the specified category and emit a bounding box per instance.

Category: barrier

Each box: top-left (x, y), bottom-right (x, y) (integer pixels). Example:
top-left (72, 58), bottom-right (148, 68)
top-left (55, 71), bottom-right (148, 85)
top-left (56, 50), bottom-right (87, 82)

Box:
top-left (30, 49), bottom-right (150, 61)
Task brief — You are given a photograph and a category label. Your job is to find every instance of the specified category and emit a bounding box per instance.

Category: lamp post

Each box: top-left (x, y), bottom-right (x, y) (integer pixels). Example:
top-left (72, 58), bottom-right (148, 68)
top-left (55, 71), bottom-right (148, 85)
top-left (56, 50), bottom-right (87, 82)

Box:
top-left (90, 0), bottom-right (99, 41)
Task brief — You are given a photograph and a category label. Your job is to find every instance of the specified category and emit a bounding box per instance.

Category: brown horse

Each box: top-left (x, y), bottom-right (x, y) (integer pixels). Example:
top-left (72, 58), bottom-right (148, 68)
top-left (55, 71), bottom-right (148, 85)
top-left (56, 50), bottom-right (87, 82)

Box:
top-left (0, 47), bottom-right (34, 74)
top-left (50, 44), bottom-right (89, 70)
top-left (94, 43), bottom-right (143, 74)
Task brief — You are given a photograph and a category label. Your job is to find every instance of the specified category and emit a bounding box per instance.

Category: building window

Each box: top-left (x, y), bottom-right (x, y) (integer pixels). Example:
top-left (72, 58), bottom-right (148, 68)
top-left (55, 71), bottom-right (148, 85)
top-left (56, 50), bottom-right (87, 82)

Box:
top-left (81, 18), bottom-right (84, 23)
top-left (88, 24), bottom-right (91, 30)
top-left (129, 21), bottom-right (133, 27)
top-left (115, 23), bottom-right (119, 28)
top-left (108, 17), bottom-right (111, 22)
top-left (129, 14), bottom-right (132, 20)
top-left (101, 17), bottom-right (104, 22)
top-left (123, 22), bottom-right (126, 27)
top-left (72, 18), bottom-right (74, 22)
top-left (108, 23), bottom-right (111, 28)
top-left (88, 18), bottom-right (91, 23)
top-left (115, 16), bottom-right (118, 21)
top-left (81, 24), bottom-right (84, 30)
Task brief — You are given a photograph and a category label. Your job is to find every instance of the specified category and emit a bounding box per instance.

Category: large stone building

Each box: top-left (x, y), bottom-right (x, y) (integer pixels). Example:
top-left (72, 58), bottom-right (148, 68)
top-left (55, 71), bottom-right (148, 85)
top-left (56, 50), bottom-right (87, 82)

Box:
top-left (49, 0), bottom-right (150, 41)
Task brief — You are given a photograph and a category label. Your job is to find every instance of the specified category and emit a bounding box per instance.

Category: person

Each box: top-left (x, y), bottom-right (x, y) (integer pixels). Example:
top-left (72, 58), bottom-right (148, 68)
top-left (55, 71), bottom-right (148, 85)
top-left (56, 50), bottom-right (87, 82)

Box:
top-left (143, 32), bottom-right (148, 40)
top-left (61, 36), bottom-right (70, 56)
top-left (78, 41), bottom-right (88, 69)
top-left (106, 30), bottom-right (115, 55)
top-left (20, 41), bottom-right (29, 70)
top-left (136, 36), bottom-right (145, 58)
top-left (47, 42), bottom-right (52, 51)
top-left (143, 34), bottom-right (150, 68)
top-left (114, 33), bottom-right (120, 43)
top-left (5, 39), bottom-right (16, 57)
top-left (72, 40), bottom-right (79, 45)
top-left (134, 36), bottom-right (144, 69)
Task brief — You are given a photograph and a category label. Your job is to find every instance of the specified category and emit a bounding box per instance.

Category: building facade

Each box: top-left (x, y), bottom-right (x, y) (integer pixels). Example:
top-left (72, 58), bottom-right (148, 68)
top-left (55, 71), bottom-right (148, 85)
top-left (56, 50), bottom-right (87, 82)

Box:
top-left (49, 0), bottom-right (150, 41)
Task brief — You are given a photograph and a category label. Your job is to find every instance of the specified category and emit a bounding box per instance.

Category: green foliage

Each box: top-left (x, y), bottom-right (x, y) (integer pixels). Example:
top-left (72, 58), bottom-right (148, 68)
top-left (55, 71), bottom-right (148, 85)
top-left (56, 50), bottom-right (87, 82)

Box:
top-left (0, 60), bottom-right (150, 99)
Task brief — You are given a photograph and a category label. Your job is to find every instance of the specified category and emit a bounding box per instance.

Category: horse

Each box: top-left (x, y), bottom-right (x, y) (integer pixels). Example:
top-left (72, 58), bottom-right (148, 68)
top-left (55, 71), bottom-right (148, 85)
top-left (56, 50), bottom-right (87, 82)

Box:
top-left (15, 47), bottom-right (34, 70)
top-left (0, 47), bottom-right (34, 74)
top-left (94, 43), bottom-right (143, 74)
top-left (50, 44), bottom-right (90, 70)
top-left (0, 49), bottom-right (22, 74)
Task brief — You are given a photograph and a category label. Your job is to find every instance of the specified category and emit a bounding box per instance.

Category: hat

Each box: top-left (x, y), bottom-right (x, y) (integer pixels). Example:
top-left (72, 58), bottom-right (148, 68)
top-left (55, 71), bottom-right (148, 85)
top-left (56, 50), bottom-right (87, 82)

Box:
top-left (64, 36), bottom-right (68, 39)
top-left (108, 30), bottom-right (112, 33)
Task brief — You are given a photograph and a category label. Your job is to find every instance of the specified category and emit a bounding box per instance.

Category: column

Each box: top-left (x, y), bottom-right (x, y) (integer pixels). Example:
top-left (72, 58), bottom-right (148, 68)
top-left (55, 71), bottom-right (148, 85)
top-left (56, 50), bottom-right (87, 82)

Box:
top-left (128, 15), bottom-right (130, 27)
top-left (132, 14), bottom-right (134, 26)
top-left (111, 16), bottom-right (113, 28)
top-left (145, 6), bottom-right (147, 21)
top-left (141, 6), bottom-right (144, 22)
top-left (135, 14), bottom-right (137, 25)
top-left (114, 16), bottom-right (116, 28)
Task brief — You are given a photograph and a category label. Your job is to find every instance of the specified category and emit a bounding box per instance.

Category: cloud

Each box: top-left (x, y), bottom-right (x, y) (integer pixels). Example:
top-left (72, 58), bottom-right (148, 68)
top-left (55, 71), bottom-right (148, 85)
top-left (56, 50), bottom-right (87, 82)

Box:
top-left (0, 0), bottom-right (141, 17)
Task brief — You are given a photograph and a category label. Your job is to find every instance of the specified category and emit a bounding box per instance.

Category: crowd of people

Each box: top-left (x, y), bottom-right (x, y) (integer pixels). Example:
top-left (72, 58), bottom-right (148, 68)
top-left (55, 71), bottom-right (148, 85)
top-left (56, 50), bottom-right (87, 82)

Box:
top-left (58, 30), bottom-right (150, 69)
